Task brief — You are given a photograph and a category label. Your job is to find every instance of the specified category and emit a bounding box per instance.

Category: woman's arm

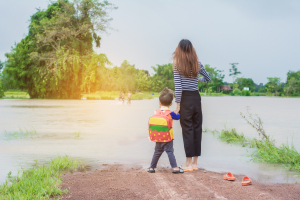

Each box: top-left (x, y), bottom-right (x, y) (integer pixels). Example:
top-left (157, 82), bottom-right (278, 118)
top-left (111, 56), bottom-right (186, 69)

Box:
top-left (198, 63), bottom-right (211, 82)
top-left (174, 69), bottom-right (182, 114)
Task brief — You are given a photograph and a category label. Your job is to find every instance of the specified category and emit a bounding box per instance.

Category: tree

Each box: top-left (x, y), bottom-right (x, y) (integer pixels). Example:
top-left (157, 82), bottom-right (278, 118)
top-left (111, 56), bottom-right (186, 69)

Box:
top-left (265, 77), bottom-right (281, 96)
top-left (151, 63), bottom-right (174, 91)
top-left (136, 71), bottom-right (151, 91)
top-left (0, 60), bottom-right (4, 72)
top-left (284, 70), bottom-right (300, 96)
top-left (229, 63), bottom-right (241, 91)
top-left (4, 0), bottom-right (116, 99)
top-left (198, 64), bottom-right (224, 93)
top-left (235, 77), bottom-right (255, 91)
top-left (0, 74), bottom-right (4, 98)
top-left (116, 60), bottom-right (138, 91)
top-left (284, 77), bottom-right (299, 96)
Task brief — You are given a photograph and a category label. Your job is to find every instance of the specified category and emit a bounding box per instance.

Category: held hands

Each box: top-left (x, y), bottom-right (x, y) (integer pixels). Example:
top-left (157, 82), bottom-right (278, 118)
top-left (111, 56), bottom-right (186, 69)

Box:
top-left (174, 103), bottom-right (180, 114)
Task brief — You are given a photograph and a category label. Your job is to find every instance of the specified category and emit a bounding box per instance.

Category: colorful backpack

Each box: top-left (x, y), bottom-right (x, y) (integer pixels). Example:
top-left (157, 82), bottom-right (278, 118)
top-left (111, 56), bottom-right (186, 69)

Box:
top-left (148, 110), bottom-right (173, 142)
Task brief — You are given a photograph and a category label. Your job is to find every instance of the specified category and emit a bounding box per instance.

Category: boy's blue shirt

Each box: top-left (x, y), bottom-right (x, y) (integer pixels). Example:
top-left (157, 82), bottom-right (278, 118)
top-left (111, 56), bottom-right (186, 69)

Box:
top-left (156, 106), bottom-right (180, 120)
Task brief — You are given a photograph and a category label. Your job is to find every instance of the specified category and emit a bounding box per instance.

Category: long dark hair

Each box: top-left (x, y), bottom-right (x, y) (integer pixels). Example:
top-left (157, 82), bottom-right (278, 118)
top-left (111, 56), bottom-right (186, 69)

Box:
top-left (173, 39), bottom-right (199, 78)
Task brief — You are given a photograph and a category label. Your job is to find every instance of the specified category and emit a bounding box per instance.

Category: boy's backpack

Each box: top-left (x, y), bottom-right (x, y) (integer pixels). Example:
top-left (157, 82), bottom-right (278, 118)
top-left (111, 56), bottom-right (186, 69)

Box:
top-left (148, 110), bottom-right (173, 142)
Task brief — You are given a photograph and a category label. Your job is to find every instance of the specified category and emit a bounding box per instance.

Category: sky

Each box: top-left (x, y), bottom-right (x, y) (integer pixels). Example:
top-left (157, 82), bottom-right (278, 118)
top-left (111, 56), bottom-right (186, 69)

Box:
top-left (1, 0), bottom-right (300, 84)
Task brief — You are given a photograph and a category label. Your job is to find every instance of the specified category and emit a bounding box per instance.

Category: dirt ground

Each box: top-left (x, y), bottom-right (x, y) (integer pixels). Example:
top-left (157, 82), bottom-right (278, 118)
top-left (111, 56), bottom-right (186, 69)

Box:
top-left (60, 164), bottom-right (300, 200)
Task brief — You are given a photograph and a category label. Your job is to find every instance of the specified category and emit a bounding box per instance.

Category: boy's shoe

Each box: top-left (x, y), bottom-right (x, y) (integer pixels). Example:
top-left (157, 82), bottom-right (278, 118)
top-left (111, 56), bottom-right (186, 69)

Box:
top-left (147, 168), bottom-right (155, 173)
top-left (172, 167), bottom-right (184, 174)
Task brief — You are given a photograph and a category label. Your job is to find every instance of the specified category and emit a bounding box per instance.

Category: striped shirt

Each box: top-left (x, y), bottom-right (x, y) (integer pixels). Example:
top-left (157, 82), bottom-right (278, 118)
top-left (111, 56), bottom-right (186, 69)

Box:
top-left (174, 62), bottom-right (211, 103)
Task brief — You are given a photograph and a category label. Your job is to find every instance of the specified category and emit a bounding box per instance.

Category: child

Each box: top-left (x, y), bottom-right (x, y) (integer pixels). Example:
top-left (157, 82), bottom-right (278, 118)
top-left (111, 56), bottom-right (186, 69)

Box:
top-left (147, 88), bottom-right (184, 174)
top-left (121, 92), bottom-right (126, 104)
top-left (127, 90), bottom-right (132, 104)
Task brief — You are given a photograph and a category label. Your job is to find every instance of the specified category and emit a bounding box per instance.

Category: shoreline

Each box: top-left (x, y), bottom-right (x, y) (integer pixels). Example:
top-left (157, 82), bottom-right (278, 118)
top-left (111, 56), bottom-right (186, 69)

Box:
top-left (59, 164), bottom-right (300, 200)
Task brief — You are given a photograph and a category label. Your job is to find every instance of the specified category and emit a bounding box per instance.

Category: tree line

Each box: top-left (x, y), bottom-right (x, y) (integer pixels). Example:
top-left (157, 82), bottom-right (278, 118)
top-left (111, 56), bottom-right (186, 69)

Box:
top-left (0, 0), bottom-right (299, 98)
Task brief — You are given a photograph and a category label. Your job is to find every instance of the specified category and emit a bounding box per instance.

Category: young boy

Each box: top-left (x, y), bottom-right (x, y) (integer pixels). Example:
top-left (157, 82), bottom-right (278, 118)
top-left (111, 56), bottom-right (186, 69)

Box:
top-left (127, 90), bottom-right (132, 104)
top-left (147, 88), bottom-right (184, 174)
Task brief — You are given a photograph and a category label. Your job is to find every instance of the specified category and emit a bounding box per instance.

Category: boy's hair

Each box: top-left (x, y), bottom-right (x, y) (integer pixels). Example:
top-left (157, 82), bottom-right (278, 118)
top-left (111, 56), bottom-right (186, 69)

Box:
top-left (159, 87), bottom-right (174, 106)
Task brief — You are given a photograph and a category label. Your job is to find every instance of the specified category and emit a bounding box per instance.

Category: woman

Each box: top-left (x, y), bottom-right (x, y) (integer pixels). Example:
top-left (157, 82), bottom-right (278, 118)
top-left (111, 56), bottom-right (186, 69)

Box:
top-left (173, 39), bottom-right (211, 171)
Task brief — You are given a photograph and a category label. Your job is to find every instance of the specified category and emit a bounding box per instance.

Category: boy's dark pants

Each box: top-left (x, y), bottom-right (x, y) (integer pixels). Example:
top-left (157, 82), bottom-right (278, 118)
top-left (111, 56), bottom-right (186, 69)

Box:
top-left (150, 140), bottom-right (177, 168)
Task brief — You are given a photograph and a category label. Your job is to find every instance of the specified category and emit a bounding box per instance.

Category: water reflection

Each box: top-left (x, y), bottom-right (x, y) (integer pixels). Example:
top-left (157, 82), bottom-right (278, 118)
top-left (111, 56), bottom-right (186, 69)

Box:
top-left (0, 97), bottom-right (300, 183)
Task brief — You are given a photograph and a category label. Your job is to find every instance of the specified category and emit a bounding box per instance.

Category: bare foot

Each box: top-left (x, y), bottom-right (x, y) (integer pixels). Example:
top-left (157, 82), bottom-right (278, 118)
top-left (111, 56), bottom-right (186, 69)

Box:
top-left (180, 164), bottom-right (192, 170)
top-left (192, 164), bottom-right (198, 169)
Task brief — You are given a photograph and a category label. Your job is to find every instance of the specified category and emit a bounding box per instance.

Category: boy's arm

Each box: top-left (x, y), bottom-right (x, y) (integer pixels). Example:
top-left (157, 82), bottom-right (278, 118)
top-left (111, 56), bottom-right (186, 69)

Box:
top-left (170, 112), bottom-right (180, 120)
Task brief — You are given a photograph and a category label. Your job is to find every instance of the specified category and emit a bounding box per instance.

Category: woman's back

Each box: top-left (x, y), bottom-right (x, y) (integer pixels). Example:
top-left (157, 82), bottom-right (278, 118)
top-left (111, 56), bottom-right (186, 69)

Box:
top-left (174, 62), bottom-right (210, 103)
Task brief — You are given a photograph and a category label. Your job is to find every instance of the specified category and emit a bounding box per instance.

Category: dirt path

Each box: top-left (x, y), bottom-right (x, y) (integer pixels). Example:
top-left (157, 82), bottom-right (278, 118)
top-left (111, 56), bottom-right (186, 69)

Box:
top-left (60, 164), bottom-right (300, 199)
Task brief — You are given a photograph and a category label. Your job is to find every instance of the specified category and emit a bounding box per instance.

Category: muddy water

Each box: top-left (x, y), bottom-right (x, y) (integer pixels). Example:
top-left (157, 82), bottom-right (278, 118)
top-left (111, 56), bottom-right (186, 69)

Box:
top-left (1, 97), bottom-right (300, 184)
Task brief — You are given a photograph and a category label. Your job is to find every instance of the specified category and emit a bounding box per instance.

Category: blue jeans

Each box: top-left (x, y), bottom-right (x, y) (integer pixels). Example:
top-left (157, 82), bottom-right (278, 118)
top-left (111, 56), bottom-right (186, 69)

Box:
top-left (150, 140), bottom-right (177, 168)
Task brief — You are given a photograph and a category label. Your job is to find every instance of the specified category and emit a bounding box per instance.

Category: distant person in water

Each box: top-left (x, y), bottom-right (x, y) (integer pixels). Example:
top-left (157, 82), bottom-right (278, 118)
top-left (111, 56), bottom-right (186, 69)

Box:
top-left (121, 92), bottom-right (126, 104)
top-left (147, 87), bottom-right (184, 174)
top-left (118, 91), bottom-right (125, 104)
top-left (127, 90), bottom-right (132, 104)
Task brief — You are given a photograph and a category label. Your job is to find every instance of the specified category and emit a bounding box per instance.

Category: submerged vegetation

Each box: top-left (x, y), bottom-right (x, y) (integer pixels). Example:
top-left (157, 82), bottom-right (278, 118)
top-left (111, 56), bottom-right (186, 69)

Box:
top-left (0, 156), bottom-right (83, 199)
top-left (216, 128), bottom-right (255, 147)
top-left (211, 107), bottom-right (300, 172)
top-left (4, 127), bottom-right (37, 140)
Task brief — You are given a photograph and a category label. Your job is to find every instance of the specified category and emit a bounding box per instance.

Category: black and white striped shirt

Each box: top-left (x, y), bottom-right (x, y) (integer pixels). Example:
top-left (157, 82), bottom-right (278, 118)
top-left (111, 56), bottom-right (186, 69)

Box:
top-left (174, 62), bottom-right (211, 103)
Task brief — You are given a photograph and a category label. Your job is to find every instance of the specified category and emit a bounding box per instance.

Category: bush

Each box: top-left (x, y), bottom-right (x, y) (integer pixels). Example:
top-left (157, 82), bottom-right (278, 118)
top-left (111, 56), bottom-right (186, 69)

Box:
top-left (251, 92), bottom-right (260, 96)
top-left (233, 88), bottom-right (241, 96)
top-left (258, 87), bottom-right (267, 93)
top-left (242, 90), bottom-right (251, 96)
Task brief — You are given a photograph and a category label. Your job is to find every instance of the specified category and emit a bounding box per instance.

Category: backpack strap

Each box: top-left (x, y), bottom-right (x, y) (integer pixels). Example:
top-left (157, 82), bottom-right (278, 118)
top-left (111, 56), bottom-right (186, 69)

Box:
top-left (161, 110), bottom-right (172, 116)
top-left (156, 110), bottom-right (172, 116)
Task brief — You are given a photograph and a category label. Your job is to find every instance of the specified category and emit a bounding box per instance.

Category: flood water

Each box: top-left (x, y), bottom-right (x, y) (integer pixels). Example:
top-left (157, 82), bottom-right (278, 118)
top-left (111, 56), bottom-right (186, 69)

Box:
top-left (1, 96), bottom-right (300, 184)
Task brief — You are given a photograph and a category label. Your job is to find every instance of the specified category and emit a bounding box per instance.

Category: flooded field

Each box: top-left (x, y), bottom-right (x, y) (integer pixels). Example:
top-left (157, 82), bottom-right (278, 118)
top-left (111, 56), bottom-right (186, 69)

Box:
top-left (1, 97), bottom-right (300, 184)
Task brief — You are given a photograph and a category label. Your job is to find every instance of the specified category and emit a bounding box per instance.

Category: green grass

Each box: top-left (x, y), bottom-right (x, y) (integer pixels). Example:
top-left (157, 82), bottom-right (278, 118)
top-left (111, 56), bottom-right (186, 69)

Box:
top-left (211, 127), bottom-right (300, 172)
top-left (0, 155), bottom-right (83, 199)
top-left (199, 92), bottom-right (227, 96)
top-left (4, 127), bottom-right (37, 140)
top-left (217, 128), bottom-right (255, 147)
top-left (253, 139), bottom-right (300, 171)
top-left (3, 90), bottom-right (30, 99)
top-left (82, 91), bottom-right (160, 100)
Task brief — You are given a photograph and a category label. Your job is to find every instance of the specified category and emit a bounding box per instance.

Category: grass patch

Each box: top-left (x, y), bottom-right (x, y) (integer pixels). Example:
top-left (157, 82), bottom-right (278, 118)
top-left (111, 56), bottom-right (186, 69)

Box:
top-left (199, 92), bottom-right (228, 96)
top-left (82, 91), bottom-right (159, 100)
top-left (211, 107), bottom-right (300, 172)
top-left (0, 155), bottom-right (83, 199)
top-left (11, 105), bottom-right (66, 108)
top-left (3, 90), bottom-right (30, 99)
top-left (4, 127), bottom-right (37, 140)
top-left (217, 128), bottom-right (255, 147)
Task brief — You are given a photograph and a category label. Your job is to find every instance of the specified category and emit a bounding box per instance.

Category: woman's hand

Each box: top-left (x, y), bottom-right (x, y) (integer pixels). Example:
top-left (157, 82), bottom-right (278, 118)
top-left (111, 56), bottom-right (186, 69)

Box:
top-left (174, 103), bottom-right (180, 114)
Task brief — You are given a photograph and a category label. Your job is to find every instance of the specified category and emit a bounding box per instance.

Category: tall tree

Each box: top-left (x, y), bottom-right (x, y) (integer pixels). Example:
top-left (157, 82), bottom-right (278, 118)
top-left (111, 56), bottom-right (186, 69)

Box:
top-left (265, 77), bottom-right (281, 96)
top-left (235, 77), bottom-right (255, 91)
top-left (284, 77), bottom-right (299, 96)
top-left (199, 64), bottom-right (224, 93)
top-left (4, 0), bottom-right (116, 99)
top-left (151, 63), bottom-right (174, 91)
top-left (284, 70), bottom-right (300, 96)
top-left (229, 63), bottom-right (241, 91)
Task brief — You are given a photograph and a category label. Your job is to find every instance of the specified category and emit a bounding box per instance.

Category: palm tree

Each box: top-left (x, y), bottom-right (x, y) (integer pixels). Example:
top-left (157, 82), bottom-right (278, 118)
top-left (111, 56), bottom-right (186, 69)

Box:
top-left (229, 63), bottom-right (241, 91)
